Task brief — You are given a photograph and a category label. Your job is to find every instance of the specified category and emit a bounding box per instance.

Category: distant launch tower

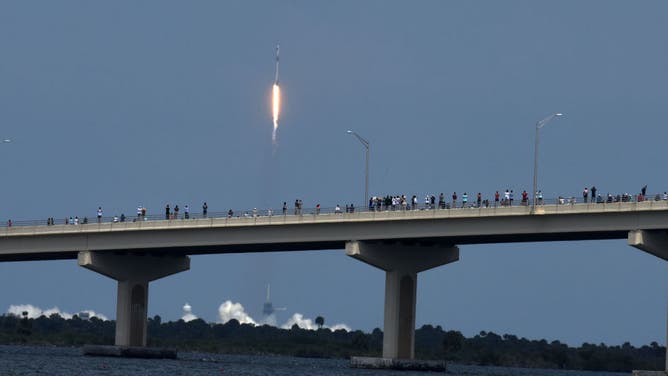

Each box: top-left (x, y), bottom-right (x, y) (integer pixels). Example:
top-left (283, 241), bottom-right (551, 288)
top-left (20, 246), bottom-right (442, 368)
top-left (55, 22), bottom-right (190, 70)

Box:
top-left (262, 284), bottom-right (285, 317)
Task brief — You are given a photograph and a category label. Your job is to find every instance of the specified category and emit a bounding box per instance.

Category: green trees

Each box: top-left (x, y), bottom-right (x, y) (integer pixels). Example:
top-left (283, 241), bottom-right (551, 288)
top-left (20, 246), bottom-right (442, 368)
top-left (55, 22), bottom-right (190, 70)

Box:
top-left (315, 316), bottom-right (324, 329)
top-left (0, 314), bottom-right (663, 372)
top-left (442, 330), bottom-right (464, 359)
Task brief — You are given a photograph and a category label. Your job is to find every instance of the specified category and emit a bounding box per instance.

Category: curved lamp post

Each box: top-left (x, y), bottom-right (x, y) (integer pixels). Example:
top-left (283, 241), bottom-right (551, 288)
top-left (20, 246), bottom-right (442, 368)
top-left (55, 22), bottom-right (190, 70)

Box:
top-left (532, 113), bottom-right (563, 214)
top-left (346, 130), bottom-right (370, 207)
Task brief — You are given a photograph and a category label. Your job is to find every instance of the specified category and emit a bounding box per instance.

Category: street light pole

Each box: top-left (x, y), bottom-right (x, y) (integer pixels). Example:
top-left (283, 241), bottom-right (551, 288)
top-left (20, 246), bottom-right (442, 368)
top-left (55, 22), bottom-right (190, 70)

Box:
top-left (532, 113), bottom-right (562, 214)
top-left (346, 130), bottom-right (370, 207)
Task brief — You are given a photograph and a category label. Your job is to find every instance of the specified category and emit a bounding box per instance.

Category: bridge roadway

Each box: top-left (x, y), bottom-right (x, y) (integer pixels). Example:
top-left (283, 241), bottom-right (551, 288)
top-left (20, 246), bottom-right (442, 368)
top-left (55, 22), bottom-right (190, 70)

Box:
top-left (2, 201), bottom-right (668, 370)
top-left (1, 201), bottom-right (668, 260)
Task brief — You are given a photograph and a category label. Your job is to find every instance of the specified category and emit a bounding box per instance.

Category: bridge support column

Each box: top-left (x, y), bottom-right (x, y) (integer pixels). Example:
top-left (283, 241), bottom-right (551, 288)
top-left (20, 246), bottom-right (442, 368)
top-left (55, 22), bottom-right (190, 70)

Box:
top-left (629, 230), bottom-right (668, 375)
top-left (346, 240), bottom-right (458, 368)
top-left (78, 251), bottom-right (190, 347)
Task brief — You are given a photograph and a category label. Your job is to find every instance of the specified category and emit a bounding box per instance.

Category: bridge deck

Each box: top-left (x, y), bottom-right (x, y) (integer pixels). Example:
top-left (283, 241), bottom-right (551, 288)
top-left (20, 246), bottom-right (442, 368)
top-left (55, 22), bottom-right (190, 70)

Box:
top-left (1, 201), bottom-right (667, 261)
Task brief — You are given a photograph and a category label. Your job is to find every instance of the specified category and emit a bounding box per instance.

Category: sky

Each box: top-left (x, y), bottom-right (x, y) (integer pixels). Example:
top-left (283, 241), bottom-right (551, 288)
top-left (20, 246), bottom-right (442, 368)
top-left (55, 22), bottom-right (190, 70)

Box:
top-left (1, 0), bottom-right (668, 347)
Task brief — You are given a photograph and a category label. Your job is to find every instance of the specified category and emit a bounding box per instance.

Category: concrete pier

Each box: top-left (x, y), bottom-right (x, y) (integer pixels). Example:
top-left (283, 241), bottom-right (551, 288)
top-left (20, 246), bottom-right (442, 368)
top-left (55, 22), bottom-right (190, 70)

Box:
top-left (78, 251), bottom-right (190, 347)
top-left (346, 240), bottom-right (458, 366)
top-left (629, 230), bottom-right (668, 375)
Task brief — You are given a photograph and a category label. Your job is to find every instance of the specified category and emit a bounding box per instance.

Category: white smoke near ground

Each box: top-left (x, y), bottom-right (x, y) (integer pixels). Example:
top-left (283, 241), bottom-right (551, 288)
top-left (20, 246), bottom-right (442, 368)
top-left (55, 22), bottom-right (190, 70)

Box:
top-left (260, 313), bottom-right (277, 327)
top-left (181, 303), bottom-right (197, 322)
top-left (6, 301), bottom-right (348, 331)
top-left (218, 301), bottom-right (256, 325)
top-left (216, 300), bottom-right (350, 332)
top-left (329, 323), bottom-right (352, 332)
top-left (281, 313), bottom-right (315, 330)
top-left (281, 313), bottom-right (351, 332)
top-left (7, 304), bottom-right (108, 321)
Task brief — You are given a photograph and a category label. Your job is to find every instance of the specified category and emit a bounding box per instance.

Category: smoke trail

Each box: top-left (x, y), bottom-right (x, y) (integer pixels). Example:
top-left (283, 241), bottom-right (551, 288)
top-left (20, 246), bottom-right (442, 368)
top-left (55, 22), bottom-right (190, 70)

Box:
top-left (7, 304), bottom-right (108, 320)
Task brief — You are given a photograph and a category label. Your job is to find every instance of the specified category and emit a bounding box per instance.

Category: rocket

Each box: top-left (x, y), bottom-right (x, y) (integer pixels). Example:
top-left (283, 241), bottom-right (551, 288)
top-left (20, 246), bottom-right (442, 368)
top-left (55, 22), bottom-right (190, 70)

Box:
top-left (274, 43), bottom-right (280, 84)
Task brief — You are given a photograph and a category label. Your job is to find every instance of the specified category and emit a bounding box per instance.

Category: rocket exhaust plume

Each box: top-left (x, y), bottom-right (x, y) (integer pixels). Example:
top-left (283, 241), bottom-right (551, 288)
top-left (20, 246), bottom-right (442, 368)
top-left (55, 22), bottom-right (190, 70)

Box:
top-left (272, 44), bottom-right (281, 145)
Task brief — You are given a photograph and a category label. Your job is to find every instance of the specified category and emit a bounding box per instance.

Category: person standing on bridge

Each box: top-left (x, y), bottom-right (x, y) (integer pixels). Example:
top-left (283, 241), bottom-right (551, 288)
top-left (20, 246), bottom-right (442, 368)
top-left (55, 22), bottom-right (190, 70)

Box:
top-left (97, 207), bottom-right (103, 223)
top-left (174, 205), bottom-right (180, 219)
top-left (165, 204), bottom-right (170, 220)
top-left (591, 186), bottom-right (597, 202)
top-left (641, 185), bottom-right (647, 197)
top-left (509, 190), bottom-right (514, 206)
top-left (583, 187), bottom-right (589, 203)
top-left (462, 192), bottom-right (468, 208)
top-left (202, 202), bottom-right (208, 218)
top-left (452, 192), bottom-right (457, 208)
top-left (282, 202), bottom-right (287, 215)
top-left (137, 205), bottom-right (142, 219)
top-left (184, 205), bottom-right (190, 219)
top-left (494, 191), bottom-right (500, 207)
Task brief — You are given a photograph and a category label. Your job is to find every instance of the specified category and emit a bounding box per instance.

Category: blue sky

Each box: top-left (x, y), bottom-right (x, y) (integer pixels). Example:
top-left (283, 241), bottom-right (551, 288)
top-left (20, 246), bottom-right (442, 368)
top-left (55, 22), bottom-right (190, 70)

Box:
top-left (1, 1), bottom-right (667, 346)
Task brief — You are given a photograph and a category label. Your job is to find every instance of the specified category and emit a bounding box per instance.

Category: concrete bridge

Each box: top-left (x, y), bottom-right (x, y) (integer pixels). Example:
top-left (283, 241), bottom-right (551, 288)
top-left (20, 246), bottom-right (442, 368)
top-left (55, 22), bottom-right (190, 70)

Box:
top-left (2, 201), bottom-right (668, 370)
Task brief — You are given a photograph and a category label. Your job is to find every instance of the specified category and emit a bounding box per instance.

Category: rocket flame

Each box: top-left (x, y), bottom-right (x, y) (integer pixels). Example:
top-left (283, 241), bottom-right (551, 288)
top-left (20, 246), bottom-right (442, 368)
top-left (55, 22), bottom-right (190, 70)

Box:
top-left (272, 83), bottom-right (280, 144)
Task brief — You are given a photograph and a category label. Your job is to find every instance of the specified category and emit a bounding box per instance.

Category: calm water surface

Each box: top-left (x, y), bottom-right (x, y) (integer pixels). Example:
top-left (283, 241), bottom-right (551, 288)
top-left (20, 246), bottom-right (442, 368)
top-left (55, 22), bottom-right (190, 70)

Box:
top-left (0, 345), bottom-right (629, 376)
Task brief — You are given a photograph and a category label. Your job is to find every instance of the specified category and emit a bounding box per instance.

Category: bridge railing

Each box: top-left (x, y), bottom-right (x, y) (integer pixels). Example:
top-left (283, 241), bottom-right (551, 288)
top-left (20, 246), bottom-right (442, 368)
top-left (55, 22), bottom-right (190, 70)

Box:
top-left (2, 194), bottom-right (668, 229)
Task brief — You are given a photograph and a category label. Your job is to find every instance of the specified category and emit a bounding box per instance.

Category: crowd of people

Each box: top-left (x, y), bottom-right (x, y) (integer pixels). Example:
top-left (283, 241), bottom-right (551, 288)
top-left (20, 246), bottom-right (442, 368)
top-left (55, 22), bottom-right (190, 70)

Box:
top-left (364, 186), bottom-right (668, 212)
top-left (4, 185), bottom-right (666, 228)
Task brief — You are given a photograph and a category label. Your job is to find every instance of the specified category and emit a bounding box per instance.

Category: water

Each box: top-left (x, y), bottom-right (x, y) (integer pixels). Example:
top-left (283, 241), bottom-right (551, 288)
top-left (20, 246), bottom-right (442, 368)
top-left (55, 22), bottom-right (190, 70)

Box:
top-left (0, 345), bottom-right (629, 376)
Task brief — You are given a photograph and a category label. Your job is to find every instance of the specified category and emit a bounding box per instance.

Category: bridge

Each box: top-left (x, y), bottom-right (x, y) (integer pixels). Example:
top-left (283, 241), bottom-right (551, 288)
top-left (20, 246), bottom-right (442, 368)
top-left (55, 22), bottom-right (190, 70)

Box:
top-left (2, 200), bottom-right (668, 371)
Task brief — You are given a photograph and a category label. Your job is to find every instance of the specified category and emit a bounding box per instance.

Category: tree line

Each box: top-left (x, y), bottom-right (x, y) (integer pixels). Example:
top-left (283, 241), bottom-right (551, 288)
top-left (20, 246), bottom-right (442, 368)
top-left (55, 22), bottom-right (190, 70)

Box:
top-left (0, 313), bottom-right (663, 372)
